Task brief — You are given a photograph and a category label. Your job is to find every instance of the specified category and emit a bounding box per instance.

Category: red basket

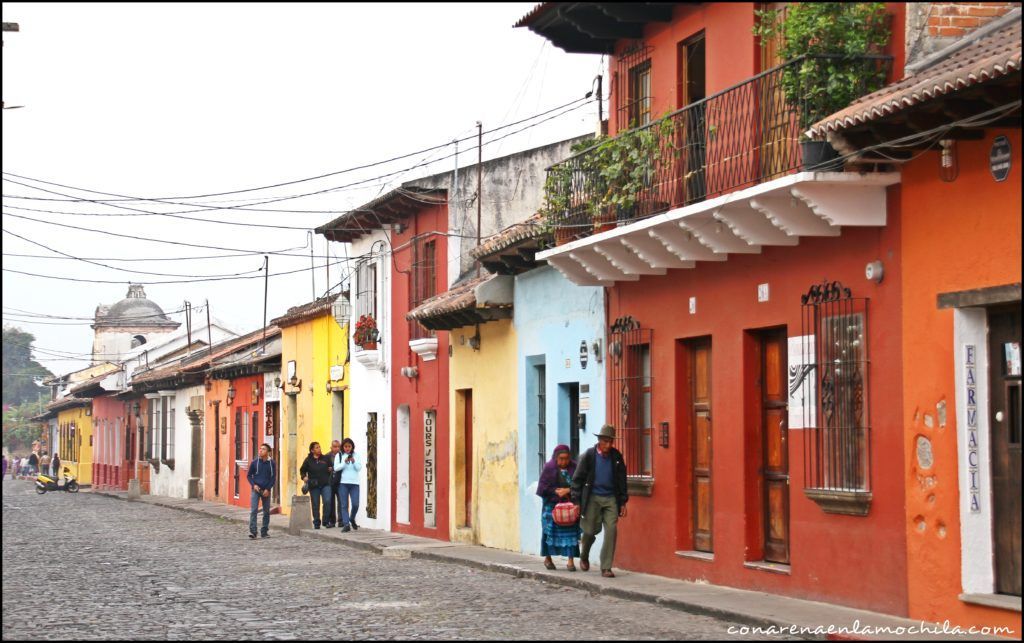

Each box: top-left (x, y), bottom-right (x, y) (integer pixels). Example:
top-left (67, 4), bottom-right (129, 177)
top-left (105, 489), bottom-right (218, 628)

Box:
top-left (552, 501), bottom-right (580, 526)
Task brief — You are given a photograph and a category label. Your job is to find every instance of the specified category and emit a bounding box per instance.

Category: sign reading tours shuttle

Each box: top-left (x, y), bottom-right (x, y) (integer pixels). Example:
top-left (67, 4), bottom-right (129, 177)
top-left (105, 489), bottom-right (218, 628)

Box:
top-left (423, 410), bottom-right (436, 528)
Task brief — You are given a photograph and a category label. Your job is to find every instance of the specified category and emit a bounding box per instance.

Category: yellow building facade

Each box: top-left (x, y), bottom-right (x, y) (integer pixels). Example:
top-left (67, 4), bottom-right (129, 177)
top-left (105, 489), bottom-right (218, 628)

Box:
top-left (448, 318), bottom-right (519, 550)
top-left (56, 402), bottom-right (93, 486)
top-left (272, 295), bottom-right (349, 515)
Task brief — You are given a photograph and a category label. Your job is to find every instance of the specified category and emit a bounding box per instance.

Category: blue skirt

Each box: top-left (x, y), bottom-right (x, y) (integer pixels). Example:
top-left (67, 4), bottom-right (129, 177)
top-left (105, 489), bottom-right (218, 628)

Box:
top-left (540, 500), bottom-right (581, 558)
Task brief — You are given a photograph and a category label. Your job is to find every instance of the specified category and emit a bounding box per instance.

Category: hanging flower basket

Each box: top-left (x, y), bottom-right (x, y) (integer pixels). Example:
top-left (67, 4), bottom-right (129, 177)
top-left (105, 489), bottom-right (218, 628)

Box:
top-left (353, 315), bottom-right (379, 351)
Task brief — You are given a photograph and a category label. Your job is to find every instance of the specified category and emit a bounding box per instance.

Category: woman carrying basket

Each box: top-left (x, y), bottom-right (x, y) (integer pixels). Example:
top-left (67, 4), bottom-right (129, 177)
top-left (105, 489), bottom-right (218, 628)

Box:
top-left (536, 444), bottom-right (581, 571)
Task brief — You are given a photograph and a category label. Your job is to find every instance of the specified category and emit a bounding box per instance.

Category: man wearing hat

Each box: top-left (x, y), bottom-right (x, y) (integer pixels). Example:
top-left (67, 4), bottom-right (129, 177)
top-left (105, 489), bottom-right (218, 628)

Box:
top-left (570, 424), bottom-right (628, 577)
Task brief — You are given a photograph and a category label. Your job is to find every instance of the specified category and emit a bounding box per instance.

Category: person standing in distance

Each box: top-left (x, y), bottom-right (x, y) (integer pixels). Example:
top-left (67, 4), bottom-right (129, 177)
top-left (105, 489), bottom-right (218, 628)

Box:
top-left (324, 440), bottom-right (343, 528)
top-left (335, 438), bottom-right (362, 532)
top-left (571, 424), bottom-right (628, 578)
top-left (299, 442), bottom-right (333, 529)
top-left (247, 444), bottom-right (276, 539)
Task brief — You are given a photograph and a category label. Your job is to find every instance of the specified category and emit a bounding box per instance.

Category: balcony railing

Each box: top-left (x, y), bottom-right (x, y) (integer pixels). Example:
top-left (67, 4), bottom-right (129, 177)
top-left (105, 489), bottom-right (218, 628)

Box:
top-left (544, 55), bottom-right (891, 244)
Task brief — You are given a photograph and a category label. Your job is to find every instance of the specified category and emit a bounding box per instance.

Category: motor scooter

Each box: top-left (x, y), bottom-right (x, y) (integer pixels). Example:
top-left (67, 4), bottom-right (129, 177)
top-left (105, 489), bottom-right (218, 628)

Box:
top-left (35, 467), bottom-right (79, 494)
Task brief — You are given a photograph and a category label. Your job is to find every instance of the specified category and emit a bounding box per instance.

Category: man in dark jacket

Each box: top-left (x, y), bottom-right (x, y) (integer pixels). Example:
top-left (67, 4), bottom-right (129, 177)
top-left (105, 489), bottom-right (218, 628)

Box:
top-left (246, 444), bottom-right (276, 539)
top-left (571, 424), bottom-right (628, 577)
top-left (323, 440), bottom-right (342, 528)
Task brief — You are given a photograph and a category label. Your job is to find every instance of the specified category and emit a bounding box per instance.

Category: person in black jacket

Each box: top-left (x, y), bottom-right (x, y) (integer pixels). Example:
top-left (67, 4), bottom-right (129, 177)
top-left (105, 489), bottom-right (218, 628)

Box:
top-left (246, 443), bottom-right (276, 539)
top-left (299, 442), bottom-right (333, 529)
top-left (571, 424), bottom-right (628, 577)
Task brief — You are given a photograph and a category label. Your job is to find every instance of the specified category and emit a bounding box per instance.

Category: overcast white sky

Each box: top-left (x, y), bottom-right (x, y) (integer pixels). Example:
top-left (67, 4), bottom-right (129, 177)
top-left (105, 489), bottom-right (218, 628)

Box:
top-left (1, 3), bottom-right (603, 377)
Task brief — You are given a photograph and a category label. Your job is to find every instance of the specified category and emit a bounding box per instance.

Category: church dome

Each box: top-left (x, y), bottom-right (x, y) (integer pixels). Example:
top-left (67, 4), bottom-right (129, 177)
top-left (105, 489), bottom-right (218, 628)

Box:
top-left (94, 284), bottom-right (180, 328)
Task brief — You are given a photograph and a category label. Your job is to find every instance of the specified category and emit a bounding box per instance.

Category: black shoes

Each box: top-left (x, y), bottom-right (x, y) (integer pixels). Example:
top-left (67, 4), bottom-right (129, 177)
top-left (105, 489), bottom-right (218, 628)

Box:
top-left (261, 533), bottom-right (270, 539)
top-left (351, 520), bottom-right (359, 531)
top-left (249, 533), bottom-right (257, 539)
top-left (341, 524), bottom-right (352, 533)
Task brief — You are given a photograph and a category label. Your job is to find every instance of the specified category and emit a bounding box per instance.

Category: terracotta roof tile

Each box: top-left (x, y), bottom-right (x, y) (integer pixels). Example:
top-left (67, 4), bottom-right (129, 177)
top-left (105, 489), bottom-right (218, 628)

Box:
top-left (406, 275), bottom-right (491, 322)
top-left (470, 212), bottom-right (546, 261)
top-left (811, 20), bottom-right (1021, 137)
top-left (270, 295), bottom-right (340, 328)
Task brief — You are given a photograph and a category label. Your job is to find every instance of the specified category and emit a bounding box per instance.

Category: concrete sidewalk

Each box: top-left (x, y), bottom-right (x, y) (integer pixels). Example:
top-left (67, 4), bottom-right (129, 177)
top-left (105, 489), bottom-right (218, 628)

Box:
top-left (87, 488), bottom-right (1007, 640)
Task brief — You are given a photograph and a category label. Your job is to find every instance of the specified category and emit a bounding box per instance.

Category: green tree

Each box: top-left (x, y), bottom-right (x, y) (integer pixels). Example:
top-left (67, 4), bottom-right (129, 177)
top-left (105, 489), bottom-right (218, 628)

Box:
top-left (2, 325), bottom-right (54, 407)
top-left (3, 399), bottom-right (46, 453)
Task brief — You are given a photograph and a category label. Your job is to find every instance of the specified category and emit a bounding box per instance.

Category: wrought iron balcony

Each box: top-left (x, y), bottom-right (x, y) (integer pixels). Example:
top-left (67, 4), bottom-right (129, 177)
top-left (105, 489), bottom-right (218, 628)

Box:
top-left (543, 55), bottom-right (892, 245)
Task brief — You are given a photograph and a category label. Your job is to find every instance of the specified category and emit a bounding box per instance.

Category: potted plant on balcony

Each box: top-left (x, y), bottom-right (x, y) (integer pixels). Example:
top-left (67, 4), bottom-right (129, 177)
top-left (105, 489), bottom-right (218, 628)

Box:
top-left (353, 314), bottom-right (379, 351)
top-left (594, 115), bottom-right (676, 228)
top-left (753, 2), bottom-right (890, 171)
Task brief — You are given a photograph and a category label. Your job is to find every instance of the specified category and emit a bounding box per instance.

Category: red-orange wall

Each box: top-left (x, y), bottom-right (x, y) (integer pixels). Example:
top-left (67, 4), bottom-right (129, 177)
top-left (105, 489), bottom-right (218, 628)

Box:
top-left (901, 129), bottom-right (1021, 636)
top-left (390, 202), bottom-right (451, 539)
top-left (203, 379), bottom-right (231, 504)
top-left (608, 197), bottom-right (908, 614)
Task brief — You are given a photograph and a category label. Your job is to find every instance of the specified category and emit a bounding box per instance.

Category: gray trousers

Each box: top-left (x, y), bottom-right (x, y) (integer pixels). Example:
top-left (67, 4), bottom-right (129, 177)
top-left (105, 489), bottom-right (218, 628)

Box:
top-left (580, 494), bottom-right (618, 571)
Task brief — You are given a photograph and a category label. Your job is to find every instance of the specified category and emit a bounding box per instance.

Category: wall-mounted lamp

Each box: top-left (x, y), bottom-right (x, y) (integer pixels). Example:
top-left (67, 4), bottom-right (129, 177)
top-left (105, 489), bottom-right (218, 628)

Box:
top-left (226, 385), bottom-right (236, 405)
top-left (939, 139), bottom-right (958, 182)
top-left (592, 338), bottom-right (603, 364)
top-left (659, 421), bottom-right (670, 448)
top-left (865, 260), bottom-right (884, 284)
top-left (84, 407), bottom-right (92, 417)
top-left (468, 334), bottom-right (481, 351)
top-left (274, 377), bottom-right (282, 390)
top-left (132, 401), bottom-right (141, 416)
top-left (400, 366), bottom-right (419, 379)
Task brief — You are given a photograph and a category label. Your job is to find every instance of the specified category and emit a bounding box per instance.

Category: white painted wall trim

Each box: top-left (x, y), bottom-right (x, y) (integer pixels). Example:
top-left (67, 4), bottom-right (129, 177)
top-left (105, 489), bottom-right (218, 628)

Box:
top-left (954, 308), bottom-right (996, 595)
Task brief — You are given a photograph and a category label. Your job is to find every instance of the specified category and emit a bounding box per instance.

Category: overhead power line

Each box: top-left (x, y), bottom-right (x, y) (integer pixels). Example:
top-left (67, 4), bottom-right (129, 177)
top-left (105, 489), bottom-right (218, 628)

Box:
top-left (0, 94), bottom-right (592, 204)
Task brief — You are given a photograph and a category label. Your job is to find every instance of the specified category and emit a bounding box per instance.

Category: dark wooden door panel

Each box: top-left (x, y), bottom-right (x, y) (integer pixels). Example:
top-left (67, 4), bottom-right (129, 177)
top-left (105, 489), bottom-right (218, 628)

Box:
top-left (762, 329), bottom-right (790, 565)
top-left (989, 306), bottom-right (1021, 596)
top-left (690, 339), bottom-right (713, 553)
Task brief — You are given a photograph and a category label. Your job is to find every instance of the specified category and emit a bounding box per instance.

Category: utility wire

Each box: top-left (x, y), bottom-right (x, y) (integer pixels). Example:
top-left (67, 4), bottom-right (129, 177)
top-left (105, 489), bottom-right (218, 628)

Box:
top-left (0, 95), bottom-right (592, 204)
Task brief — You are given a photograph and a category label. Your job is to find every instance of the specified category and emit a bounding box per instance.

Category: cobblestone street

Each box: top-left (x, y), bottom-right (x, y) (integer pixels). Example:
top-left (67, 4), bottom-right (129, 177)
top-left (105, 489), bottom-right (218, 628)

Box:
top-left (2, 480), bottom-right (790, 640)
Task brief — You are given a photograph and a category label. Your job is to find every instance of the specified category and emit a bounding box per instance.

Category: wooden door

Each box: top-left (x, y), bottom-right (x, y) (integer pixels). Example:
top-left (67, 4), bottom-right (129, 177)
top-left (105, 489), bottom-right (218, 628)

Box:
top-left (233, 407), bottom-right (243, 498)
top-left (267, 402), bottom-right (280, 505)
top-left (757, 2), bottom-right (793, 181)
top-left (676, 31), bottom-right (706, 205)
top-left (366, 413), bottom-right (378, 520)
top-left (690, 339), bottom-right (713, 553)
top-left (465, 390), bottom-right (474, 527)
top-left (989, 306), bottom-right (1022, 596)
top-left (213, 403), bottom-right (221, 498)
top-left (568, 383), bottom-right (581, 460)
top-left (761, 329), bottom-right (790, 564)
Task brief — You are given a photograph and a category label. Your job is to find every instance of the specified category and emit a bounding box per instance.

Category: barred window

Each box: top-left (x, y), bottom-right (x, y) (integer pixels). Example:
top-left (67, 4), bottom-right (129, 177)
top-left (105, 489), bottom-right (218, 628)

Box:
top-left (615, 44), bottom-right (653, 130)
top-left (410, 236), bottom-right (437, 341)
top-left (356, 259), bottom-right (378, 321)
top-left (801, 281), bottom-right (871, 499)
top-left (608, 316), bottom-right (654, 478)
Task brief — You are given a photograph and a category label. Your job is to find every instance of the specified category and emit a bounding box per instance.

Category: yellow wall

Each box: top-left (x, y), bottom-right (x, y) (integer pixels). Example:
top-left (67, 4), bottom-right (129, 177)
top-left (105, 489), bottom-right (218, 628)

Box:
top-left (57, 406), bottom-right (93, 486)
top-left (448, 319), bottom-right (519, 550)
top-left (278, 313), bottom-right (348, 514)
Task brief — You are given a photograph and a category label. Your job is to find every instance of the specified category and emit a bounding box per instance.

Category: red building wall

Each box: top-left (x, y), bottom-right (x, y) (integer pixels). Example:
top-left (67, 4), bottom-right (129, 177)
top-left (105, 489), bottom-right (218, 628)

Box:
top-left (390, 201), bottom-right (451, 539)
top-left (607, 194), bottom-right (908, 614)
top-left (224, 374), bottom-right (264, 508)
top-left (91, 396), bottom-right (125, 490)
top-left (203, 379), bottom-right (231, 504)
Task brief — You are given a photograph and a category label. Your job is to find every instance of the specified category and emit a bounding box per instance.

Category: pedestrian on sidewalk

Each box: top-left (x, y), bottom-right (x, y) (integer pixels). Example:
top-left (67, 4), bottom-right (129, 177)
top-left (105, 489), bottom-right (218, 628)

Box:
top-left (247, 443), bottom-right (276, 539)
top-left (324, 440), bottom-right (342, 528)
top-left (536, 444), bottom-right (581, 572)
top-left (51, 452), bottom-right (61, 478)
top-left (571, 424), bottom-right (628, 578)
top-left (19, 455), bottom-right (28, 477)
top-left (39, 451), bottom-right (50, 477)
top-left (299, 442), bottom-right (333, 529)
top-left (334, 438), bottom-right (362, 532)
top-left (27, 451), bottom-right (39, 476)
top-left (1, 452), bottom-right (7, 481)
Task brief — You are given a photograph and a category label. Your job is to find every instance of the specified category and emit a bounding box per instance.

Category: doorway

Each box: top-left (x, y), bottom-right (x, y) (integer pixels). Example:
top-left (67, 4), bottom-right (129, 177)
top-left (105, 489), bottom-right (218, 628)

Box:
top-left (266, 401), bottom-right (280, 505)
top-left (559, 382), bottom-right (582, 460)
top-left (456, 389), bottom-right (473, 528)
top-left (396, 405), bottom-right (410, 524)
top-left (989, 305), bottom-right (1021, 596)
top-left (686, 338), bottom-right (713, 553)
top-left (759, 328), bottom-right (790, 565)
top-left (366, 412), bottom-right (378, 520)
top-left (676, 31), bottom-right (706, 204)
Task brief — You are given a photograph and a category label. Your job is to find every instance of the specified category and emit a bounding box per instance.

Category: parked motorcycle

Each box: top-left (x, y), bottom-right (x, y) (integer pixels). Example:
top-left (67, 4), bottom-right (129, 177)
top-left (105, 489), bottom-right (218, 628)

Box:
top-left (35, 467), bottom-right (79, 494)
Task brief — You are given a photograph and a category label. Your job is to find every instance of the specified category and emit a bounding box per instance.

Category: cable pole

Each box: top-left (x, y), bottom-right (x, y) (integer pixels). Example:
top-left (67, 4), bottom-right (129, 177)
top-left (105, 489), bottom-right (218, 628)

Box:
top-left (309, 231), bottom-right (315, 300)
top-left (262, 255), bottom-right (269, 352)
top-left (206, 299), bottom-right (212, 356)
top-left (185, 300), bottom-right (192, 356)
top-left (325, 237), bottom-right (330, 296)
top-left (476, 121), bottom-right (482, 277)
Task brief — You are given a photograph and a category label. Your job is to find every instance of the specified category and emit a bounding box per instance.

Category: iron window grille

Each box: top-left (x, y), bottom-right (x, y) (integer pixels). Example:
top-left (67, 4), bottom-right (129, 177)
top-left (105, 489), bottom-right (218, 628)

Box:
top-left (356, 259), bottom-right (378, 321)
top-left (537, 364), bottom-right (547, 476)
top-left (615, 43), bottom-right (654, 131)
top-left (409, 236), bottom-right (438, 342)
top-left (608, 316), bottom-right (654, 478)
top-left (801, 281), bottom-right (871, 495)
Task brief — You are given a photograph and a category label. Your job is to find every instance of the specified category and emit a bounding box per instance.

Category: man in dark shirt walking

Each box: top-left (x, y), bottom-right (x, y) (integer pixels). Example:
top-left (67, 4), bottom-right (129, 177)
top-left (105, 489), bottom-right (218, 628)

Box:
top-left (246, 444), bottom-right (276, 539)
top-left (571, 424), bottom-right (629, 577)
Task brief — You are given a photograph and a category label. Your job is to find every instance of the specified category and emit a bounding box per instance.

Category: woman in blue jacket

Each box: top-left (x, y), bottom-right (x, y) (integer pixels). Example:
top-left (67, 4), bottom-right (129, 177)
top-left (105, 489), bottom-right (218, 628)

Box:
top-left (334, 438), bottom-right (362, 532)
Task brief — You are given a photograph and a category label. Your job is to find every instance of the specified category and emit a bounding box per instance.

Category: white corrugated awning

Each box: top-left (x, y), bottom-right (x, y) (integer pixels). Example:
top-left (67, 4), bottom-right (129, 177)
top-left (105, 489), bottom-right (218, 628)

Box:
top-left (536, 171), bottom-right (900, 286)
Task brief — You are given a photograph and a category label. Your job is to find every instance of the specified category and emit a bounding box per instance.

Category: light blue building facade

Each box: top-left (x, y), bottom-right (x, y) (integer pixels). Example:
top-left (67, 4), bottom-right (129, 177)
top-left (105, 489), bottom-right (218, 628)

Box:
top-left (516, 264), bottom-right (606, 556)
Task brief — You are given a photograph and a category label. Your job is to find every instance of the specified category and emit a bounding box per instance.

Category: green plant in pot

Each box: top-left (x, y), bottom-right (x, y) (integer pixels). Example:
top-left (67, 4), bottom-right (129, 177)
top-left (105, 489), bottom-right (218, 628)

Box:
top-left (593, 115), bottom-right (677, 228)
top-left (753, 2), bottom-right (890, 171)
